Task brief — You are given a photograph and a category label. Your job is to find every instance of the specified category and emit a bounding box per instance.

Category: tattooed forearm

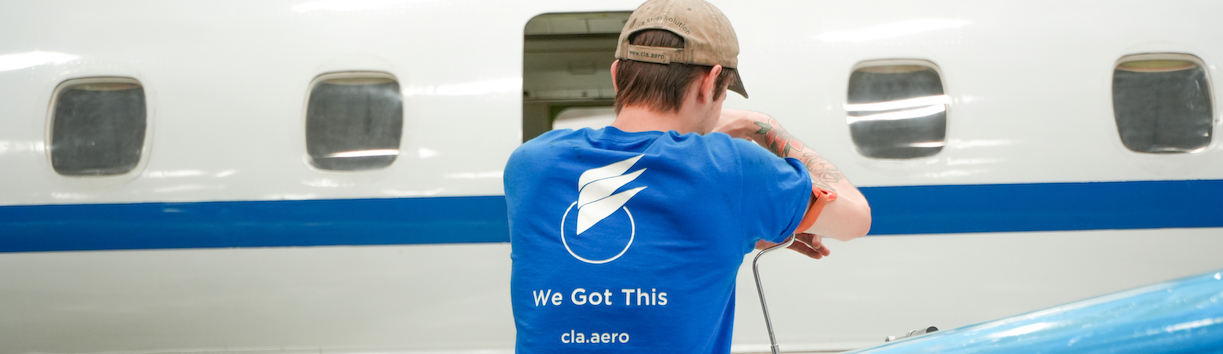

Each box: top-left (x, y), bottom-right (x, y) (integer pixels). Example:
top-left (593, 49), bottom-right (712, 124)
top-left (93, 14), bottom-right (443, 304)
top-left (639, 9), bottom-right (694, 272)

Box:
top-left (752, 119), bottom-right (842, 192)
top-left (753, 119), bottom-right (803, 157)
top-left (802, 153), bottom-right (843, 192)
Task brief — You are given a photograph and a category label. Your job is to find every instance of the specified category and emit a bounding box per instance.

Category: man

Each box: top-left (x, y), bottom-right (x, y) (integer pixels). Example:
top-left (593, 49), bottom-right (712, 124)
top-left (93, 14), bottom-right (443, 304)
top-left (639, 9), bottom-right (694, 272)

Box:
top-left (503, 0), bottom-right (871, 352)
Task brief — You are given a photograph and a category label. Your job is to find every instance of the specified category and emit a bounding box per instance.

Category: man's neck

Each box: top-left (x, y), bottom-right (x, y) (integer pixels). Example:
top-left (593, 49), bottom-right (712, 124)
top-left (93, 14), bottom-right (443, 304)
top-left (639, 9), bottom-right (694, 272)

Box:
top-left (611, 105), bottom-right (705, 135)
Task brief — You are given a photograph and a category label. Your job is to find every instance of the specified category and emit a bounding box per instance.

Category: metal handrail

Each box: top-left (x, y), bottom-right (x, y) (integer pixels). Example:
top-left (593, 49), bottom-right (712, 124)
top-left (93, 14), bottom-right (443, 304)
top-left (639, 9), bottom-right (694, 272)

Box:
top-left (752, 235), bottom-right (795, 354)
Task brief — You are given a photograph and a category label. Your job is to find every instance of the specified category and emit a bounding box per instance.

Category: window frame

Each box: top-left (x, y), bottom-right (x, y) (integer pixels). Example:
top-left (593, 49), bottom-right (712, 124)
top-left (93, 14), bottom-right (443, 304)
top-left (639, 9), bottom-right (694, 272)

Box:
top-left (845, 59), bottom-right (951, 160)
top-left (44, 76), bottom-right (153, 180)
top-left (301, 71), bottom-right (405, 172)
top-left (1111, 53), bottom-right (1216, 155)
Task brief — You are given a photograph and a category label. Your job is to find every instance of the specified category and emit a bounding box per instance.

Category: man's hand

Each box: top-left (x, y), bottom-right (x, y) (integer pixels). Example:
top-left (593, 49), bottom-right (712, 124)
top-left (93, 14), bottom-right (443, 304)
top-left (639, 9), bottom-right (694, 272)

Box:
top-left (754, 233), bottom-right (830, 260)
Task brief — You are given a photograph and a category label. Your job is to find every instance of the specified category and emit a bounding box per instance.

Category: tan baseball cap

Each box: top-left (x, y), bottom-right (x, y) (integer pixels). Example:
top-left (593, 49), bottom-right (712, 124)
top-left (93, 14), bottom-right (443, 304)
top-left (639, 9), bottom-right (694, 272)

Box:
top-left (615, 0), bottom-right (748, 98)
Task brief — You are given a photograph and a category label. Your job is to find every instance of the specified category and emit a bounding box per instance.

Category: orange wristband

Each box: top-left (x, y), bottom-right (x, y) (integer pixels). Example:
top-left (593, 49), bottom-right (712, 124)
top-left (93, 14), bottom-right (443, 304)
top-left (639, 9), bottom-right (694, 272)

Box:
top-left (795, 186), bottom-right (837, 233)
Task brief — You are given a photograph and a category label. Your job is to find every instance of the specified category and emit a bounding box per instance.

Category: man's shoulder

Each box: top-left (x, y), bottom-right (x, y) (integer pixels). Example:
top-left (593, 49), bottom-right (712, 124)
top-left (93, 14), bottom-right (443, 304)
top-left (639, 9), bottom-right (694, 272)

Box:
top-left (648, 131), bottom-right (740, 151)
top-left (521, 129), bottom-right (582, 147)
top-left (510, 129), bottom-right (583, 160)
top-left (694, 132), bottom-right (774, 159)
top-left (508, 129), bottom-right (765, 167)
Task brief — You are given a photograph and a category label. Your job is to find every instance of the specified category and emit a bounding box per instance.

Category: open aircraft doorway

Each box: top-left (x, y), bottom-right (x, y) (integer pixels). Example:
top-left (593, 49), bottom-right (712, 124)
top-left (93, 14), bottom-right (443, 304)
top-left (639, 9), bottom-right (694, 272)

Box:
top-left (522, 12), bottom-right (630, 142)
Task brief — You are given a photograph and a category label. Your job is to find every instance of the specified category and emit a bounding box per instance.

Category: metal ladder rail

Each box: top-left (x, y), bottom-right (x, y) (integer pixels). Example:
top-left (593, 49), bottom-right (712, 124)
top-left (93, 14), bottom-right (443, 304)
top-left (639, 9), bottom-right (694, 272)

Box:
top-left (752, 235), bottom-right (796, 354)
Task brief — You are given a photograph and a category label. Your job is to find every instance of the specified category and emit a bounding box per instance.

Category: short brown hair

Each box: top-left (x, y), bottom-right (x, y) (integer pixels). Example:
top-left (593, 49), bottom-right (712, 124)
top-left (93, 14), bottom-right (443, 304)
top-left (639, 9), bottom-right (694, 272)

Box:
top-left (614, 30), bottom-right (738, 114)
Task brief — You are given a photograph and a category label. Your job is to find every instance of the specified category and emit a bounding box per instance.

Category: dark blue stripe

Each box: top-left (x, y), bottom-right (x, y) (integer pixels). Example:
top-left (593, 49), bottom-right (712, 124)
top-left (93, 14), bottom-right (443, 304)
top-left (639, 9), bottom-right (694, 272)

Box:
top-left (1, 180), bottom-right (1220, 253)
top-left (0, 196), bottom-right (509, 253)
top-left (860, 179), bottom-right (1223, 235)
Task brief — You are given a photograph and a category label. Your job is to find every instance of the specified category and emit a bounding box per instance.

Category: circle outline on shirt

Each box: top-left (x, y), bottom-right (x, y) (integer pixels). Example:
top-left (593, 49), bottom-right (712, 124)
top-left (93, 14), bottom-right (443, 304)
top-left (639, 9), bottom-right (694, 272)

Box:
top-left (560, 201), bottom-right (635, 264)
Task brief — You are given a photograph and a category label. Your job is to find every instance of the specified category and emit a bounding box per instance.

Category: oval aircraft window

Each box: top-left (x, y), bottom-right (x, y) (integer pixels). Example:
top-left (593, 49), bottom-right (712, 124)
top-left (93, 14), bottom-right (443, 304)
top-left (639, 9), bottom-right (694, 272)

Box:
top-left (306, 73), bottom-right (403, 171)
top-left (1113, 54), bottom-right (1213, 154)
top-left (50, 78), bottom-right (148, 176)
top-left (846, 62), bottom-right (948, 159)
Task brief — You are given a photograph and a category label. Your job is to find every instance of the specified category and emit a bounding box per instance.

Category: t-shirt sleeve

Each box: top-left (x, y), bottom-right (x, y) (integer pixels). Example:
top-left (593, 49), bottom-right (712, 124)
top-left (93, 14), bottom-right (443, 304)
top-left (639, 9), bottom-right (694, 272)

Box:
top-left (735, 139), bottom-right (813, 246)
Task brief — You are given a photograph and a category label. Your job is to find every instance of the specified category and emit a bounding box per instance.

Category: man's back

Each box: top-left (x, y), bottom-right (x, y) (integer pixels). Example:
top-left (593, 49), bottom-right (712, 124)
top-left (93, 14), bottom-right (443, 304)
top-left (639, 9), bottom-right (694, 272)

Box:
top-left (505, 127), bottom-right (811, 353)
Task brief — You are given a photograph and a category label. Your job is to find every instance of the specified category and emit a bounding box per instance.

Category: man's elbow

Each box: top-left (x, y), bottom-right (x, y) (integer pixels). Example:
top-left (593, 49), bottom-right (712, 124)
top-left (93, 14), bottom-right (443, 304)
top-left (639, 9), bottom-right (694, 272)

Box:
top-left (807, 198), bottom-right (872, 241)
top-left (831, 202), bottom-right (871, 241)
top-left (847, 205), bottom-right (872, 239)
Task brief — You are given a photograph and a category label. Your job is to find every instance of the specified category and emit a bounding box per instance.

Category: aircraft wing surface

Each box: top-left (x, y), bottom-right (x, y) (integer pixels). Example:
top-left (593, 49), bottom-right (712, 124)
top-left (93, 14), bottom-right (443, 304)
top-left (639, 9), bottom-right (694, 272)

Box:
top-left (845, 269), bottom-right (1223, 353)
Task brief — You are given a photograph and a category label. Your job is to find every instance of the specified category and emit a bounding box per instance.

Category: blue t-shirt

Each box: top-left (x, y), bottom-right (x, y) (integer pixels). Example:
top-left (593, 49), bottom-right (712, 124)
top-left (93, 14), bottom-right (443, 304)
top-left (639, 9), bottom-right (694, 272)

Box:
top-left (504, 127), bottom-right (812, 353)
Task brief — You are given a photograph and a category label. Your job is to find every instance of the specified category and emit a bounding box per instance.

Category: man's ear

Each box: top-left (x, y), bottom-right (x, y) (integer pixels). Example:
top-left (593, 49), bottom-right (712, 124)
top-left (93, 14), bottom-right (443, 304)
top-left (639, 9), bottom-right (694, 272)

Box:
top-left (698, 65), bottom-right (723, 103)
top-left (610, 60), bottom-right (620, 93)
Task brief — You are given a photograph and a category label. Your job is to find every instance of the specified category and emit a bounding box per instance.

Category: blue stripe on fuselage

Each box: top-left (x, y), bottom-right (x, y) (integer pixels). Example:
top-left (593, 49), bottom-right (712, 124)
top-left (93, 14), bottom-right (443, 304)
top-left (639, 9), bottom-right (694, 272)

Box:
top-left (0, 196), bottom-right (509, 253)
top-left (1, 179), bottom-right (1221, 252)
top-left (862, 179), bottom-right (1223, 235)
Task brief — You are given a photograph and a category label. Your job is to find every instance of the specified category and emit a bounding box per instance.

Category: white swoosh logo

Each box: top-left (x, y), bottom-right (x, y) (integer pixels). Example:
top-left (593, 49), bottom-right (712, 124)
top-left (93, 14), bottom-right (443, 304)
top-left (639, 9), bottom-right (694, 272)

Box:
top-left (575, 155), bottom-right (647, 235)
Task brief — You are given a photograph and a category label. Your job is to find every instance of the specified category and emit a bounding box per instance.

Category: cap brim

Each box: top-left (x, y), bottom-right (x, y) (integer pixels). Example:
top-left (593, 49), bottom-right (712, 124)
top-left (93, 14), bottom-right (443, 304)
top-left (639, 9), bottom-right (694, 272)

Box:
top-left (728, 73), bottom-right (748, 98)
